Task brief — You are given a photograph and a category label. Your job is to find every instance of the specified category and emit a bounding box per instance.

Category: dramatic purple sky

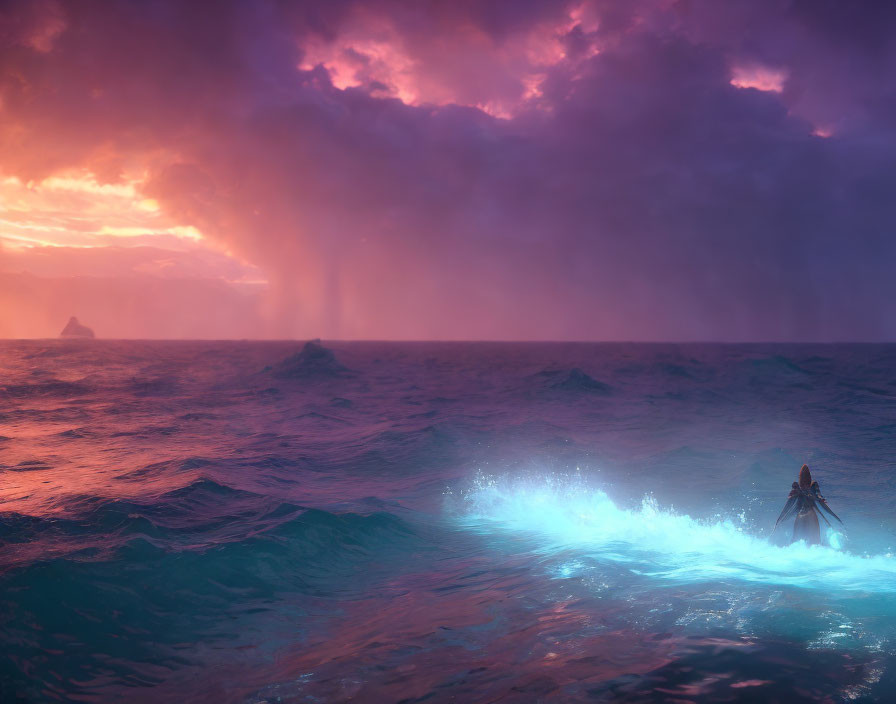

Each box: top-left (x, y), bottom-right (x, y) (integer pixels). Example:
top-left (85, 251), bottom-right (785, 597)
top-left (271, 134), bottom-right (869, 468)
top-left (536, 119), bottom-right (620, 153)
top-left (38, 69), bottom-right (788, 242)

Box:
top-left (2, 0), bottom-right (895, 340)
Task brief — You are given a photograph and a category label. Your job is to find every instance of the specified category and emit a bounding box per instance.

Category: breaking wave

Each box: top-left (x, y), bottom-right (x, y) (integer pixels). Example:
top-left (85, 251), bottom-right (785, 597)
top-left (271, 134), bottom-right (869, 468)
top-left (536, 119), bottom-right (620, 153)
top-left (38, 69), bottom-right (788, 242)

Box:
top-left (456, 473), bottom-right (896, 592)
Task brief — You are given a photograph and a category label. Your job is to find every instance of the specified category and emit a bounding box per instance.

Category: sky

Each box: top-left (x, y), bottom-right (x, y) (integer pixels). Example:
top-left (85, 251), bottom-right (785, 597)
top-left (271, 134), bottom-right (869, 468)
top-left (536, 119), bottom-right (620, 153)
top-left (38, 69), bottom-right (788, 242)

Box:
top-left (2, 0), bottom-right (896, 340)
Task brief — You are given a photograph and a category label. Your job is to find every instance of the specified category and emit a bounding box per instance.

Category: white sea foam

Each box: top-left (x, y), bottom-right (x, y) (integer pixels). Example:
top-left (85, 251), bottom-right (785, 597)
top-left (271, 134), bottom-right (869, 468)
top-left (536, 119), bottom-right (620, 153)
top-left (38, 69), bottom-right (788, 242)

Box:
top-left (457, 473), bottom-right (896, 592)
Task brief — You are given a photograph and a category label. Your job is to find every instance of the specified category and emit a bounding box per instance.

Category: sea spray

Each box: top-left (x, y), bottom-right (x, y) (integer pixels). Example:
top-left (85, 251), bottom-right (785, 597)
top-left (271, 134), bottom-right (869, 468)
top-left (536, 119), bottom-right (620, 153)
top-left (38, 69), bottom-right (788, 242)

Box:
top-left (453, 472), bottom-right (894, 592)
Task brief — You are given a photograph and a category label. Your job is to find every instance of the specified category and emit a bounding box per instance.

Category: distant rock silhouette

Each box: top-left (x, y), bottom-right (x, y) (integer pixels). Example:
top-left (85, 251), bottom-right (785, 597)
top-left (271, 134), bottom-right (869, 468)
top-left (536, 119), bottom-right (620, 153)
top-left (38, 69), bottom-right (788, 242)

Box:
top-left (270, 339), bottom-right (351, 379)
top-left (60, 317), bottom-right (95, 339)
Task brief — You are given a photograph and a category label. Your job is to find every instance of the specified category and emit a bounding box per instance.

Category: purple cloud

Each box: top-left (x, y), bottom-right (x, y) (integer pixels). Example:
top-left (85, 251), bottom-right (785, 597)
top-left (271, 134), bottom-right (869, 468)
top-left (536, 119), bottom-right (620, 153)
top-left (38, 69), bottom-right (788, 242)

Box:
top-left (2, 0), bottom-right (895, 339)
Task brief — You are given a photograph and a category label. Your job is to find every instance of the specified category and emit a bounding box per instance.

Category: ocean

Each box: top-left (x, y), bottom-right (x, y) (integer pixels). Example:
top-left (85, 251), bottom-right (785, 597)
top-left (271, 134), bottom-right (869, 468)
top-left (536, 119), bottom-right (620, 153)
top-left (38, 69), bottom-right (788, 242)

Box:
top-left (2, 340), bottom-right (896, 702)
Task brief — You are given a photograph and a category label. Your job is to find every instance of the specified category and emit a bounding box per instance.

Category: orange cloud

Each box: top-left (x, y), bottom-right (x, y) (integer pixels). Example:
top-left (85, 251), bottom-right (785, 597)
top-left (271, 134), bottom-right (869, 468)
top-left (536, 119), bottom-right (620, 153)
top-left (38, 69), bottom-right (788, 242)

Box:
top-left (297, 2), bottom-right (599, 118)
top-left (729, 64), bottom-right (788, 93)
top-left (1, 171), bottom-right (205, 249)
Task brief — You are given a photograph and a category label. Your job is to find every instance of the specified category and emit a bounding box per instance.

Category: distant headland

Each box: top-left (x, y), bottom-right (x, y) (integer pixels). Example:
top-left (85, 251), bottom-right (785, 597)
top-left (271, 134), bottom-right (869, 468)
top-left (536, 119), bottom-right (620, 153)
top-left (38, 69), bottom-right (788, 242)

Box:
top-left (59, 317), bottom-right (95, 339)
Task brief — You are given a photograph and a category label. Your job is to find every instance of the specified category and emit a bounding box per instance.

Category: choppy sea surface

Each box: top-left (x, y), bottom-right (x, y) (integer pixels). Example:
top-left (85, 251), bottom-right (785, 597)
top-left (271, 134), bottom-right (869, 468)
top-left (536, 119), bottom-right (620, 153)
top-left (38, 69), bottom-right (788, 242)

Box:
top-left (3, 340), bottom-right (896, 703)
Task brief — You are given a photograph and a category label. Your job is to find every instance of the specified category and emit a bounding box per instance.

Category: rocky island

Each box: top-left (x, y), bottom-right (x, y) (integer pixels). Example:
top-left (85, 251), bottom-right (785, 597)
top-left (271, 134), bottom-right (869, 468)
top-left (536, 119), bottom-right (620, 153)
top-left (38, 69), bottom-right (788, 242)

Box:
top-left (60, 316), bottom-right (95, 339)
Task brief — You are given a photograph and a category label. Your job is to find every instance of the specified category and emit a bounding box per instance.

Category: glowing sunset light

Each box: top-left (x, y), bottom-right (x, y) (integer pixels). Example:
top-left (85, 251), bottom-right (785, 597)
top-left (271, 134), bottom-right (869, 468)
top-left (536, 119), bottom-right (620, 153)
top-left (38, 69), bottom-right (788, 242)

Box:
top-left (298, 17), bottom-right (422, 105)
top-left (730, 64), bottom-right (788, 93)
top-left (296, 2), bottom-right (593, 119)
top-left (36, 174), bottom-right (141, 198)
top-left (0, 0), bottom-right (894, 341)
top-left (522, 73), bottom-right (547, 100)
top-left (6, 4), bottom-right (896, 702)
top-left (98, 225), bottom-right (203, 241)
top-left (0, 232), bottom-right (73, 249)
top-left (0, 172), bottom-right (207, 249)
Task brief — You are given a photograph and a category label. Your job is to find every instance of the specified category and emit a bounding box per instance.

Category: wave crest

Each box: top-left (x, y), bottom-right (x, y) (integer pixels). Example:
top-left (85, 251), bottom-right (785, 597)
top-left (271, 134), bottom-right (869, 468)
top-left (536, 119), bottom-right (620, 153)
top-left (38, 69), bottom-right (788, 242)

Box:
top-left (455, 473), bottom-right (896, 592)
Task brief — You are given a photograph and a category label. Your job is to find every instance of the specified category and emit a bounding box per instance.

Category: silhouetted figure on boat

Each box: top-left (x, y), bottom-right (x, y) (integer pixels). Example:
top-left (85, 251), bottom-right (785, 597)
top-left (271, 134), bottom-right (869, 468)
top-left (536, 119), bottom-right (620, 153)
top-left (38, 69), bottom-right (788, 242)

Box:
top-left (774, 464), bottom-right (842, 545)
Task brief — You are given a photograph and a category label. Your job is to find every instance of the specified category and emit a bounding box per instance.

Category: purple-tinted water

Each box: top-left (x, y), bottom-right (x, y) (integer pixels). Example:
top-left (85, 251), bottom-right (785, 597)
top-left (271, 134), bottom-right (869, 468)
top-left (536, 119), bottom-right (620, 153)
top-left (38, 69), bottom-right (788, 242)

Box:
top-left (2, 340), bottom-right (896, 702)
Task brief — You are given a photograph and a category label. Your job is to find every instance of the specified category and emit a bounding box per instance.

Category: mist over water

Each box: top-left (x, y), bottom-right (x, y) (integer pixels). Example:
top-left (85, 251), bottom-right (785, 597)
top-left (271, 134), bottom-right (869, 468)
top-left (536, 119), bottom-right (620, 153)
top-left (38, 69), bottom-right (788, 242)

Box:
top-left (3, 340), bottom-right (896, 702)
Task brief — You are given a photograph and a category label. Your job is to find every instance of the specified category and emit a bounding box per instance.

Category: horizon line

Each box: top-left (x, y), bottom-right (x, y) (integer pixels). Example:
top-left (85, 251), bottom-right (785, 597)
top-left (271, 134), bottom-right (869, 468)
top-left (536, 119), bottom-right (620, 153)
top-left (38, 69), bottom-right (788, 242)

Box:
top-left (3, 337), bottom-right (896, 345)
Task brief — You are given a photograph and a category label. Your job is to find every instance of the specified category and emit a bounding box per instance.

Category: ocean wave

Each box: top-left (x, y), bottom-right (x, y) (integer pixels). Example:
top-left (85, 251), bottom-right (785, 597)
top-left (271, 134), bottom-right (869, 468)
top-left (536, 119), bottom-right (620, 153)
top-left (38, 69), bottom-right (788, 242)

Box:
top-left (5, 341), bottom-right (896, 701)
top-left (0, 505), bottom-right (418, 702)
top-left (1, 501), bottom-right (418, 597)
top-left (268, 340), bottom-right (352, 379)
top-left (1, 459), bottom-right (51, 471)
top-left (533, 368), bottom-right (612, 394)
top-left (455, 473), bottom-right (896, 593)
top-left (0, 379), bottom-right (93, 398)
top-left (741, 355), bottom-right (815, 388)
top-left (128, 375), bottom-right (181, 396)
top-left (2, 476), bottom-right (418, 566)
top-left (617, 359), bottom-right (706, 380)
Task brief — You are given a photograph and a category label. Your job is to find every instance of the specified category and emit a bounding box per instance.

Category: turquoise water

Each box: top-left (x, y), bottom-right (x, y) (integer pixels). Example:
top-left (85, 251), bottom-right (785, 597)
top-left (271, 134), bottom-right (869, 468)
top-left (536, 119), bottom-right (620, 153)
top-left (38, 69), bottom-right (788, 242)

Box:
top-left (2, 341), bottom-right (896, 701)
top-left (458, 473), bottom-right (895, 591)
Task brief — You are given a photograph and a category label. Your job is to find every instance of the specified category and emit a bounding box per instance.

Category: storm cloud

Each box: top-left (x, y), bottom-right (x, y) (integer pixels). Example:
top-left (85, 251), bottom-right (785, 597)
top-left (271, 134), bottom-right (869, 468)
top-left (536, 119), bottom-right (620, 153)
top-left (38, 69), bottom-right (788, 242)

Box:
top-left (2, 0), bottom-right (895, 339)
